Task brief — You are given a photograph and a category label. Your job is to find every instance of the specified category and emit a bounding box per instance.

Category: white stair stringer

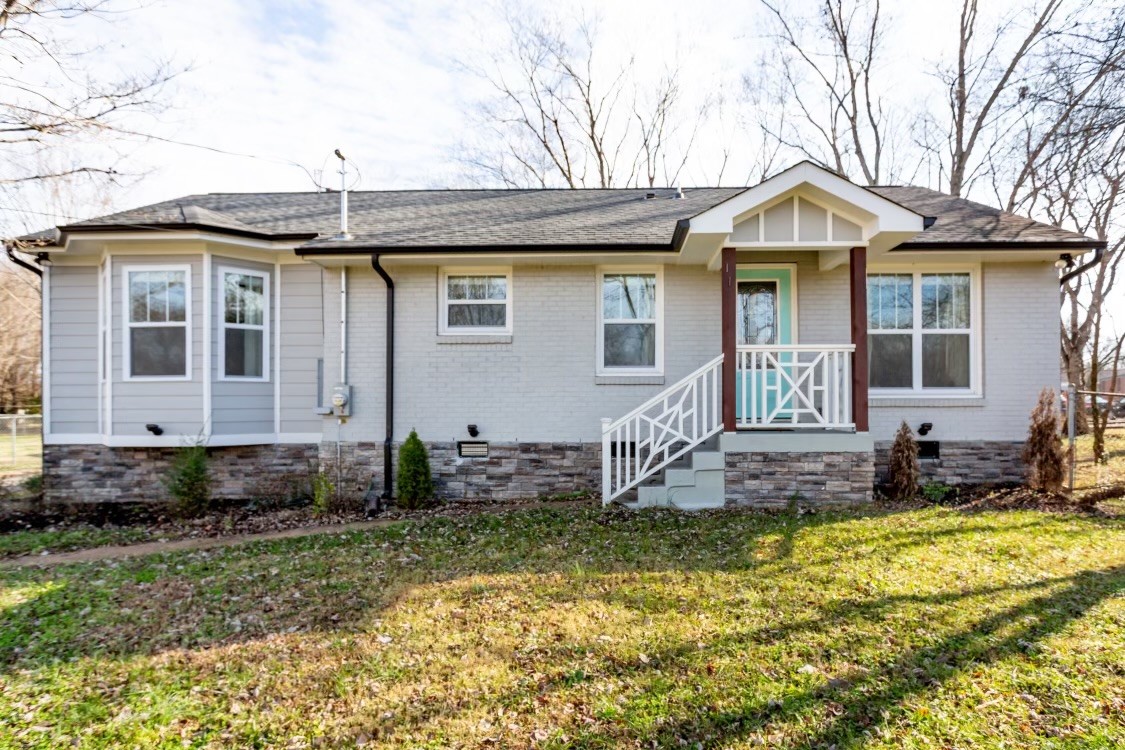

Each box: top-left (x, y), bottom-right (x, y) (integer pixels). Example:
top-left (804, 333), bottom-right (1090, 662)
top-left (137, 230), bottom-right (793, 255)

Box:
top-left (634, 438), bottom-right (726, 511)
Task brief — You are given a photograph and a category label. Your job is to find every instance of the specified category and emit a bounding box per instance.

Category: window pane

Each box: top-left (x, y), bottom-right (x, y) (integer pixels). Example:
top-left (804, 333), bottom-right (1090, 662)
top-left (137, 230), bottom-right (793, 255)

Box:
top-left (225, 328), bottom-right (264, 378)
top-left (129, 273), bottom-right (149, 322)
top-left (869, 334), bottom-right (913, 388)
top-left (737, 281), bottom-right (777, 345)
top-left (448, 275), bottom-right (505, 301)
top-left (130, 327), bottom-right (187, 377)
top-left (602, 274), bottom-right (656, 320)
top-left (604, 323), bottom-right (656, 367)
top-left (867, 274), bottom-right (912, 330)
top-left (923, 333), bottom-right (970, 388)
top-left (448, 303), bottom-right (506, 328)
top-left (166, 275), bottom-right (186, 322)
top-left (130, 270), bottom-right (186, 323)
top-left (225, 273), bottom-right (265, 326)
top-left (922, 274), bottom-right (970, 329)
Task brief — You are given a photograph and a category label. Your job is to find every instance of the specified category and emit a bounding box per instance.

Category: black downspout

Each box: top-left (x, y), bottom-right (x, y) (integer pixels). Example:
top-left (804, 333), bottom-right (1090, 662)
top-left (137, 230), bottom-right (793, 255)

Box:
top-left (5, 243), bottom-right (43, 277)
top-left (371, 255), bottom-right (394, 512)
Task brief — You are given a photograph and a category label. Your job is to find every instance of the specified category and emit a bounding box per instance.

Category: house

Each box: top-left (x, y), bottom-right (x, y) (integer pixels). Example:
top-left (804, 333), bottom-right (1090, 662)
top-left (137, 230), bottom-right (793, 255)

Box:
top-left (23, 162), bottom-right (1103, 509)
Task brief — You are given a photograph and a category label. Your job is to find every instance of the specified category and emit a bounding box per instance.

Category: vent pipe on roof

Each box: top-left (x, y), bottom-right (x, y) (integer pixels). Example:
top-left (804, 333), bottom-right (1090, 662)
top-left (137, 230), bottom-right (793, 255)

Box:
top-left (674, 185), bottom-right (685, 199)
top-left (334, 149), bottom-right (351, 240)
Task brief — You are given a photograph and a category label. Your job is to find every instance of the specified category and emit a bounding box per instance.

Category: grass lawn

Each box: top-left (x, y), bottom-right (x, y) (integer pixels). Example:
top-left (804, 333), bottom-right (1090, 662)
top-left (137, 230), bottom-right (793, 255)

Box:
top-left (1, 504), bottom-right (1121, 749)
top-left (0, 433), bottom-right (40, 476)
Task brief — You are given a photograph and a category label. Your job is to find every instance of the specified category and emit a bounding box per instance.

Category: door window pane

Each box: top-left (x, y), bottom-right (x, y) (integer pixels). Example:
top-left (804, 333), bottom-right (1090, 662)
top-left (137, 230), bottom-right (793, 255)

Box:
top-left (604, 323), bottom-right (656, 367)
top-left (737, 281), bottom-right (778, 345)
top-left (869, 334), bottom-right (913, 388)
top-left (922, 333), bottom-right (970, 387)
top-left (130, 327), bottom-right (187, 377)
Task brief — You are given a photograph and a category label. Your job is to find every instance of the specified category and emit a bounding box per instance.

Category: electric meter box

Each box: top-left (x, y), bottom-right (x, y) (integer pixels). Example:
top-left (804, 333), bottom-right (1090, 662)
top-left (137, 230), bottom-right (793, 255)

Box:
top-left (331, 384), bottom-right (352, 417)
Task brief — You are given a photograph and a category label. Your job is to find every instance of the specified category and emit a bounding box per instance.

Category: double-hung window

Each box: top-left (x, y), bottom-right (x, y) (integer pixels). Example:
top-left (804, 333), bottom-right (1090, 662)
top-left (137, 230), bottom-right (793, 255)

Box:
top-left (220, 268), bottom-right (269, 380)
top-left (124, 266), bottom-right (190, 380)
top-left (868, 270), bottom-right (977, 394)
top-left (439, 269), bottom-right (511, 334)
top-left (598, 269), bottom-right (662, 373)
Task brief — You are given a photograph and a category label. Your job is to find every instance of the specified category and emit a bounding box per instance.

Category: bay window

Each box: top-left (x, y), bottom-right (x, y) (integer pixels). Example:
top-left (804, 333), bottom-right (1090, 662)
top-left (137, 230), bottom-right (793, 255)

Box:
top-left (868, 270), bottom-right (977, 394)
top-left (220, 268), bottom-right (269, 380)
top-left (598, 269), bottom-right (662, 373)
top-left (124, 266), bottom-right (190, 379)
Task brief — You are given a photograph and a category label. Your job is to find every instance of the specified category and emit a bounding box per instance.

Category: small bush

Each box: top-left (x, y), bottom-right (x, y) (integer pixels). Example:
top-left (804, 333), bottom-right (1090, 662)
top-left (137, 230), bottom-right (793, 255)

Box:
top-left (165, 443), bottom-right (212, 518)
top-left (396, 430), bottom-right (434, 510)
top-left (886, 421), bottom-right (920, 502)
top-left (921, 482), bottom-right (955, 504)
top-left (21, 474), bottom-right (42, 494)
top-left (1023, 388), bottom-right (1066, 492)
top-left (311, 471), bottom-right (335, 516)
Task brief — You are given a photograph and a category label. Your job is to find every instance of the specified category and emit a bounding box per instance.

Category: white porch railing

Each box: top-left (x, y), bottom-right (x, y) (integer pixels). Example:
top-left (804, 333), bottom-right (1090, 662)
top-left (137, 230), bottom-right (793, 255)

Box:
top-left (601, 354), bottom-right (724, 504)
top-left (736, 344), bottom-right (855, 429)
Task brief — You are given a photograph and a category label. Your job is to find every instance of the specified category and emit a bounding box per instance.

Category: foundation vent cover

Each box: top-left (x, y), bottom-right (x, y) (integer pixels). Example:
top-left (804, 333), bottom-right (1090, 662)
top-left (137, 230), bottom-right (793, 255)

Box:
top-left (457, 441), bottom-right (489, 458)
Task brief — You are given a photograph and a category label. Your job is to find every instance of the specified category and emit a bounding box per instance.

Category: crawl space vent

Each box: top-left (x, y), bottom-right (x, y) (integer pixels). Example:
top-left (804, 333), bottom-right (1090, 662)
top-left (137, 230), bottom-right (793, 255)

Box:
top-left (457, 441), bottom-right (489, 458)
top-left (918, 441), bottom-right (940, 460)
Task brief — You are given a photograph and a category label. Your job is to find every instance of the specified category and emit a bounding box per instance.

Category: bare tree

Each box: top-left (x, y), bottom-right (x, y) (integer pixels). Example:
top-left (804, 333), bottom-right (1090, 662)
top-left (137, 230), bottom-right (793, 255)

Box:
top-left (754, 0), bottom-right (896, 184)
top-left (0, 254), bottom-right (41, 412)
top-left (458, 9), bottom-right (704, 188)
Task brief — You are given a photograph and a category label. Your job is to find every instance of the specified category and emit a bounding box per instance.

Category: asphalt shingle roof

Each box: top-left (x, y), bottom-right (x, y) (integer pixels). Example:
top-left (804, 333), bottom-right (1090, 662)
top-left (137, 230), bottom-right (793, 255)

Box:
top-left (40, 183), bottom-right (1100, 251)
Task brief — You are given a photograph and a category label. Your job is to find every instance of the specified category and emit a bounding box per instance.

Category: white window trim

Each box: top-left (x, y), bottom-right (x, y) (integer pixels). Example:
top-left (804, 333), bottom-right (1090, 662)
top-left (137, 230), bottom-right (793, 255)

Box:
top-left (438, 267), bottom-right (513, 336)
top-left (868, 264), bottom-right (982, 398)
top-left (122, 263), bottom-right (192, 382)
top-left (218, 265), bottom-right (271, 382)
top-left (596, 266), bottom-right (665, 376)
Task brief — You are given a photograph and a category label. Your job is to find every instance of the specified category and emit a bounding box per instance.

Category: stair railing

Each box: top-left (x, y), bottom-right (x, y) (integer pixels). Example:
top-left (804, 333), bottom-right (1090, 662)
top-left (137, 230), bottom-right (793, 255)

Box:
top-left (601, 354), bottom-right (724, 504)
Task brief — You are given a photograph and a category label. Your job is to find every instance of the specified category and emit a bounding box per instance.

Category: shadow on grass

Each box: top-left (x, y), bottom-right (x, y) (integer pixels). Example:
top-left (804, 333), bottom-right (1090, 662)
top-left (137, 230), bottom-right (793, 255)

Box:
top-left (0, 504), bottom-right (1121, 747)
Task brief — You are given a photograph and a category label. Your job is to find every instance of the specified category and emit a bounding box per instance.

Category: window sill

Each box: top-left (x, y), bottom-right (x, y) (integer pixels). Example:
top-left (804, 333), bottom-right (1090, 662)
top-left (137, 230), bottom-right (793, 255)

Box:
top-left (595, 375), bottom-right (666, 386)
top-left (436, 334), bottom-right (513, 345)
top-left (871, 396), bottom-right (985, 408)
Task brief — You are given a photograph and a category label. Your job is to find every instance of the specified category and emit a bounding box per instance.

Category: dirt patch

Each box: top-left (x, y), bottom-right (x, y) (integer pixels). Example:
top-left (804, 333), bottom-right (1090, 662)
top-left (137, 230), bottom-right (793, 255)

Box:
top-left (953, 485), bottom-right (1121, 516)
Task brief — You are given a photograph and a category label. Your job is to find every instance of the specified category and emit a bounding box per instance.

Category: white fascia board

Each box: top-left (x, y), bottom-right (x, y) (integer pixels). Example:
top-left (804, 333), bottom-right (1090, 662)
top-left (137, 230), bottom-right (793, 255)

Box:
top-left (59, 231), bottom-right (300, 255)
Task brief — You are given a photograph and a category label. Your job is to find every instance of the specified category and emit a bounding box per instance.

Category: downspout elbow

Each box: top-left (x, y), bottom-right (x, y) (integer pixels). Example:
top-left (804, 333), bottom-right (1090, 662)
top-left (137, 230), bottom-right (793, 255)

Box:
top-left (1060, 246), bottom-right (1105, 285)
top-left (5, 242), bottom-right (43, 278)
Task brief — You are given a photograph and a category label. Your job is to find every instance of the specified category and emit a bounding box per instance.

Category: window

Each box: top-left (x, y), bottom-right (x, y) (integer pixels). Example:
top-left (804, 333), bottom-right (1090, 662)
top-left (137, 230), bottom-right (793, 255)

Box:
top-left (439, 269), bottom-right (511, 334)
top-left (220, 268), bottom-right (269, 380)
top-left (868, 270), bottom-right (977, 393)
top-left (124, 266), bottom-right (190, 380)
top-left (598, 269), bottom-right (662, 373)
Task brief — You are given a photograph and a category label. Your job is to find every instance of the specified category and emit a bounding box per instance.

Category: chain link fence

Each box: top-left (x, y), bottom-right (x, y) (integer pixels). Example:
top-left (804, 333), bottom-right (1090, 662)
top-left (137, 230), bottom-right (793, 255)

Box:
top-left (0, 414), bottom-right (42, 475)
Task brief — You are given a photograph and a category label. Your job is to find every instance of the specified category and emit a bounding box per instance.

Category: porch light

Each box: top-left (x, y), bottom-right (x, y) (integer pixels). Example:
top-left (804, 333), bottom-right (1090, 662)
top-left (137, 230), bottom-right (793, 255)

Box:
top-left (145, 423), bottom-right (164, 435)
top-left (1055, 253), bottom-right (1074, 270)
top-left (918, 422), bottom-right (933, 436)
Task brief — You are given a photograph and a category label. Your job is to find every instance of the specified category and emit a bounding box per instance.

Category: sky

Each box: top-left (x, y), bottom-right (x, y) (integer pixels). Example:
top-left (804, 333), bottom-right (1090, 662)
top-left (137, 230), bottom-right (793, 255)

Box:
top-left (20, 0), bottom-right (971, 219)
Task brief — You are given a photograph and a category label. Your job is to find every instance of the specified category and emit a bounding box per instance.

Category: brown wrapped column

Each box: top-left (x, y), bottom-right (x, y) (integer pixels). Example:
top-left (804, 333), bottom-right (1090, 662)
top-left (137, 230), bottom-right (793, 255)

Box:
top-left (722, 247), bottom-right (737, 432)
top-left (849, 246), bottom-right (869, 432)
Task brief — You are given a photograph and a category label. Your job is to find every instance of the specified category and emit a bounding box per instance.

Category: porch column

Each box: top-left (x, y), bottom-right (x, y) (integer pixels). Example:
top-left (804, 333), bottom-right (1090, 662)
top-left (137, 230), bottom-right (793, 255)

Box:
top-left (849, 246), bottom-right (869, 432)
top-left (721, 247), bottom-right (737, 431)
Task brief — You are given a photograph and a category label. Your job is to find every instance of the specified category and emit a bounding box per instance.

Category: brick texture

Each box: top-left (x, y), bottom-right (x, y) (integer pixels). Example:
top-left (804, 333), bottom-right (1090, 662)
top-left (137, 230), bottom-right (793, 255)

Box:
top-left (725, 451), bottom-right (875, 507)
top-left (874, 440), bottom-right (1025, 486)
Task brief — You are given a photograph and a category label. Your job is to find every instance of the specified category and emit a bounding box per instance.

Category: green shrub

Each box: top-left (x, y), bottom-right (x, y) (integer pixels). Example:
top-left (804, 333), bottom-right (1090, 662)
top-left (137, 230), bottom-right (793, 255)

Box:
top-left (396, 430), bottom-right (434, 509)
top-left (165, 443), bottom-right (212, 517)
top-left (921, 482), bottom-right (955, 504)
top-left (311, 471), bottom-right (335, 516)
top-left (886, 421), bottom-right (920, 502)
top-left (21, 474), bottom-right (42, 494)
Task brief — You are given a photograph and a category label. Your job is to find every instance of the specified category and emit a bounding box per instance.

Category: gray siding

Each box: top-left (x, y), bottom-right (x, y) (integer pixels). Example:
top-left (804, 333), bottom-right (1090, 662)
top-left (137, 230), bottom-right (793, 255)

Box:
top-left (47, 266), bottom-right (99, 434)
top-left (111, 255), bottom-right (205, 436)
top-left (210, 256), bottom-right (274, 435)
top-left (279, 264), bottom-right (324, 434)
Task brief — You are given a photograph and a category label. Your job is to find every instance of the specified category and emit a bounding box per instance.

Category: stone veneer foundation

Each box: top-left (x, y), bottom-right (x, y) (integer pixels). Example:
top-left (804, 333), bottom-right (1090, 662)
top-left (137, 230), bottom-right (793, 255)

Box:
top-left (874, 440), bottom-right (1026, 486)
top-left (724, 451), bottom-right (876, 507)
top-left (319, 441), bottom-right (604, 502)
top-left (42, 444), bottom-right (319, 505)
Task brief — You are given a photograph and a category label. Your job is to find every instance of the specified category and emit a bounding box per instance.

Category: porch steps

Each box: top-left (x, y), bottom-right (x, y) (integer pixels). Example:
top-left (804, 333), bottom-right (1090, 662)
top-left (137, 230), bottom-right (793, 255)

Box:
top-left (633, 437), bottom-right (725, 511)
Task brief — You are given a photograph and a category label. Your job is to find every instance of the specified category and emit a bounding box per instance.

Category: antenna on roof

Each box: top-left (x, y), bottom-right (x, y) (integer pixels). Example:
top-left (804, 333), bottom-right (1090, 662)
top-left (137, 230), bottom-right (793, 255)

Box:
top-left (334, 149), bottom-right (351, 240)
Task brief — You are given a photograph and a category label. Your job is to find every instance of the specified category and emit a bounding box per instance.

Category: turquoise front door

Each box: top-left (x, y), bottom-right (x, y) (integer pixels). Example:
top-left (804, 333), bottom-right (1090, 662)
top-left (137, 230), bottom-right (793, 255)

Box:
top-left (735, 266), bottom-right (796, 424)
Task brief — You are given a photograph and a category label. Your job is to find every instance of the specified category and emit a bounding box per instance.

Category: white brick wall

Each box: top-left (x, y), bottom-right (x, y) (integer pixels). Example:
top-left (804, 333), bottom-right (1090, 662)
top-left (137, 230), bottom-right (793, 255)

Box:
top-left (323, 258), bottom-right (1059, 445)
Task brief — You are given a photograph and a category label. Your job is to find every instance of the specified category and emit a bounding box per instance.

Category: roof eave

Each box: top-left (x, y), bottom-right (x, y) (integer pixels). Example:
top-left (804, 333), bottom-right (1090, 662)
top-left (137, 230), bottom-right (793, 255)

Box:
top-left (56, 222), bottom-right (320, 243)
top-left (893, 239), bottom-right (1106, 251)
top-left (294, 242), bottom-right (678, 256)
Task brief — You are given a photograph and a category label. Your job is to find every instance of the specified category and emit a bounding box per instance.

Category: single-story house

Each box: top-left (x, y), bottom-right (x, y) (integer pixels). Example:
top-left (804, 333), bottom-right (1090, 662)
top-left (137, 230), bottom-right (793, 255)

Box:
top-left (21, 162), bottom-right (1102, 509)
